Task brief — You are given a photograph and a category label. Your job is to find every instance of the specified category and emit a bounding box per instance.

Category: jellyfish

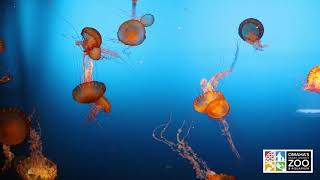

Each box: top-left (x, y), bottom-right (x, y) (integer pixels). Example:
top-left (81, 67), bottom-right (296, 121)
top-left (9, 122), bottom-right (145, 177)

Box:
top-left (153, 114), bottom-right (236, 180)
top-left (117, 19), bottom-right (146, 46)
top-left (76, 27), bottom-right (121, 61)
top-left (193, 45), bottom-right (240, 159)
top-left (0, 108), bottom-right (30, 171)
top-left (0, 74), bottom-right (13, 85)
top-left (304, 65), bottom-right (320, 93)
top-left (72, 81), bottom-right (111, 121)
top-left (0, 39), bottom-right (5, 54)
top-left (238, 18), bottom-right (266, 50)
top-left (140, 14), bottom-right (155, 27)
top-left (117, 0), bottom-right (154, 46)
top-left (16, 123), bottom-right (57, 180)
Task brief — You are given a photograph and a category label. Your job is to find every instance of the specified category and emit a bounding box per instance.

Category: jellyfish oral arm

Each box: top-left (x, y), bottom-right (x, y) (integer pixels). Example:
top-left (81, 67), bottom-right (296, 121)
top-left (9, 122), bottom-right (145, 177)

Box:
top-left (83, 58), bottom-right (93, 83)
top-left (132, 0), bottom-right (138, 18)
top-left (219, 118), bottom-right (240, 159)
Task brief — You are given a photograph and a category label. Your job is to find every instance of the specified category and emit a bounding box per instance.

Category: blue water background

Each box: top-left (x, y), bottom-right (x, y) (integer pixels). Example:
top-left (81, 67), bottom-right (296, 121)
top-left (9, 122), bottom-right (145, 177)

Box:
top-left (0, 0), bottom-right (319, 179)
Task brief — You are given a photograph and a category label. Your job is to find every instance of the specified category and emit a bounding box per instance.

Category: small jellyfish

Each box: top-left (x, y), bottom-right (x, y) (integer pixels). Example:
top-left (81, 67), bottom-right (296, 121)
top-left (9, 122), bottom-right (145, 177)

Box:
top-left (304, 65), bottom-right (320, 93)
top-left (17, 124), bottom-right (57, 180)
top-left (194, 45), bottom-right (240, 159)
top-left (0, 108), bottom-right (30, 171)
top-left (140, 14), bottom-right (155, 27)
top-left (239, 18), bottom-right (266, 50)
top-left (0, 39), bottom-right (5, 54)
top-left (76, 27), bottom-right (121, 61)
top-left (0, 74), bottom-right (13, 85)
top-left (117, 19), bottom-right (146, 46)
top-left (72, 81), bottom-right (111, 121)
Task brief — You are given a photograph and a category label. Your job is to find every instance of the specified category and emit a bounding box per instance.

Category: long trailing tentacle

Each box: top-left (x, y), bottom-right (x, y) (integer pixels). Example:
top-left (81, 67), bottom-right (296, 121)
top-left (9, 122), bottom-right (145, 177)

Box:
top-left (153, 115), bottom-right (216, 179)
top-left (220, 118), bottom-right (240, 159)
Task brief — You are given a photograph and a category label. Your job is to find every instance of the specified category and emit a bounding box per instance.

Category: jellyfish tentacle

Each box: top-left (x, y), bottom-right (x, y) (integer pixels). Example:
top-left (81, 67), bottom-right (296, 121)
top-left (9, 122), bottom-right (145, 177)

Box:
top-left (220, 118), bottom-right (240, 159)
top-left (2, 145), bottom-right (14, 171)
top-left (153, 116), bottom-right (217, 179)
top-left (229, 41), bottom-right (239, 71)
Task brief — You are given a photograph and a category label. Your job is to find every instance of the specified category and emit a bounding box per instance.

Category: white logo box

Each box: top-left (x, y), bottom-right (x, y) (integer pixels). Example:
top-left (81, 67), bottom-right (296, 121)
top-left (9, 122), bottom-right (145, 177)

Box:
top-left (263, 149), bottom-right (313, 173)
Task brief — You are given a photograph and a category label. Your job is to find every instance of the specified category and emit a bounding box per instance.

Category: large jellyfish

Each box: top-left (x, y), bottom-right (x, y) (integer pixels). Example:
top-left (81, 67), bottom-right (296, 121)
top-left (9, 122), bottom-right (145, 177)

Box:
top-left (153, 114), bottom-right (236, 180)
top-left (0, 39), bottom-right (5, 54)
top-left (304, 65), bottom-right (320, 93)
top-left (16, 122), bottom-right (57, 180)
top-left (117, 0), bottom-right (154, 46)
top-left (0, 108), bottom-right (30, 171)
top-left (194, 45), bottom-right (240, 159)
top-left (72, 81), bottom-right (111, 122)
top-left (239, 18), bottom-right (266, 50)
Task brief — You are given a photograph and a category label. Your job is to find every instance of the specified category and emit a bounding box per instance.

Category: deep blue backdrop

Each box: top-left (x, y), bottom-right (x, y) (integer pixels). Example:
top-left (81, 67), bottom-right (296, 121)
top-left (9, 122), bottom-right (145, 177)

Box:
top-left (0, 0), bottom-right (319, 179)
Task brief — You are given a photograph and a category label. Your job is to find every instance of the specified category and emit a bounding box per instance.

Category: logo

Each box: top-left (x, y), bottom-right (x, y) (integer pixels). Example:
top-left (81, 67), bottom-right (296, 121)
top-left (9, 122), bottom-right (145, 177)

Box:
top-left (263, 149), bottom-right (313, 173)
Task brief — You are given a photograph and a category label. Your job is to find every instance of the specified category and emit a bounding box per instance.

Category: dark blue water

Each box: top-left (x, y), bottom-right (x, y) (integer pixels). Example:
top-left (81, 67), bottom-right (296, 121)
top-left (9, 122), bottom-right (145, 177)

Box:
top-left (0, 0), bottom-right (319, 179)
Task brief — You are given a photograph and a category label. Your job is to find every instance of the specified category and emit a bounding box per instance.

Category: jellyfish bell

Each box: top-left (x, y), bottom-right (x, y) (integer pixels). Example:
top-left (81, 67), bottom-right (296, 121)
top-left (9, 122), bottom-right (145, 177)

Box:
top-left (117, 19), bottom-right (146, 46)
top-left (80, 27), bottom-right (102, 51)
top-left (140, 14), bottom-right (155, 27)
top-left (72, 81), bottom-right (106, 104)
top-left (88, 47), bottom-right (102, 60)
top-left (193, 91), bottom-right (225, 113)
top-left (206, 172), bottom-right (236, 180)
top-left (72, 81), bottom-right (111, 120)
top-left (239, 18), bottom-right (265, 49)
top-left (304, 65), bottom-right (320, 93)
top-left (0, 108), bottom-right (30, 146)
top-left (206, 98), bottom-right (230, 120)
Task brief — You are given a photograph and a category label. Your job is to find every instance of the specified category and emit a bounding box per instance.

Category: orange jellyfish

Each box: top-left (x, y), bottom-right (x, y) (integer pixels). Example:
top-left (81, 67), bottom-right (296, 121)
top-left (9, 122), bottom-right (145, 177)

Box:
top-left (16, 123), bottom-right (57, 180)
top-left (0, 39), bottom-right (5, 54)
top-left (117, 0), bottom-right (154, 46)
top-left (304, 65), bottom-right (320, 93)
top-left (0, 108), bottom-right (30, 171)
top-left (72, 81), bottom-right (111, 121)
top-left (193, 45), bottom-right (240, 159)
top-left (153, 115), bottom-right (235, 180)
top-left (117, 19), bottom-right (146, 46)
top-left (76, 27), bottom-right (121, 61)
top-left (239, 18), bottom-right (266, 50)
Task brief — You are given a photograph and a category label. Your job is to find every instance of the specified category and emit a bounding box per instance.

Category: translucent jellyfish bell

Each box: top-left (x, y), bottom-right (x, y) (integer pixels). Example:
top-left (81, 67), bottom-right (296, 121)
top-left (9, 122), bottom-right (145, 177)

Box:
top-left (140, 14), bottom-right (155, 27)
